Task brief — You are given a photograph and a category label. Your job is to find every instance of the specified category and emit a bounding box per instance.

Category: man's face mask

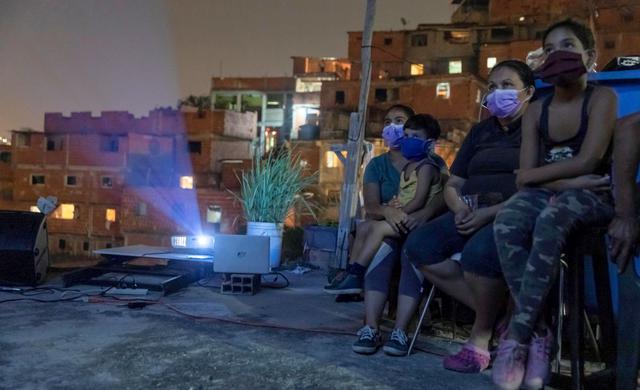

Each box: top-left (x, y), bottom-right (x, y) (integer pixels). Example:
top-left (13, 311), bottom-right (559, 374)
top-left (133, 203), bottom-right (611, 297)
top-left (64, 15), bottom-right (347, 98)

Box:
top-left (536, 50), bottom-right (587, 85)
top-left (382, 123), bottom-right (405, 149)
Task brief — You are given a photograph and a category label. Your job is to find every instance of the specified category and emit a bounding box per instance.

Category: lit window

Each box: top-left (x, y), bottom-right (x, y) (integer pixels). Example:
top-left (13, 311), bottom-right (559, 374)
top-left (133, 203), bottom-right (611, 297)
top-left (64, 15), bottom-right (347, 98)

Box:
top-left (411, 64), bottom-right (424, 76)
top-left (105, 208), bottom-right (117, 222)
top-left (519, 16), bottom-right (525, 22)
top-left (53, 204), bottom-right (75, 220)
top-left (448, 60), bottom-right (462, 74)
top-left (180, 176), bottom-right (194, 189)
top-left (436, 82), bottom-right (451, 99)
top-left (30, 206), bottom-right (40, 213)
top-left (207, 205), bottom-right (222, 224)
top-left (487, 57), bottom-right (497, 69)
top-left (325, 151), bottom-right (341, 168)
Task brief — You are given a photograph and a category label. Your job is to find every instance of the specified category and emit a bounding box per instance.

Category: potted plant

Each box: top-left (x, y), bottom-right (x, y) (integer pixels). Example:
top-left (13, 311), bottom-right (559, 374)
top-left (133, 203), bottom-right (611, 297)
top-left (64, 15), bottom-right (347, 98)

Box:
top-left (234, 148), bottom-right (317, 268)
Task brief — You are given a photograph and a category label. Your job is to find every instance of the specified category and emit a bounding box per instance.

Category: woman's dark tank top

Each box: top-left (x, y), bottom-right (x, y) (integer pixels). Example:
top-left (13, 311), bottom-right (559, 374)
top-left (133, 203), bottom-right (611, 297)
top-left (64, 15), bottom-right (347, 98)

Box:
top-left (539, 84), bottom-right (612, 175)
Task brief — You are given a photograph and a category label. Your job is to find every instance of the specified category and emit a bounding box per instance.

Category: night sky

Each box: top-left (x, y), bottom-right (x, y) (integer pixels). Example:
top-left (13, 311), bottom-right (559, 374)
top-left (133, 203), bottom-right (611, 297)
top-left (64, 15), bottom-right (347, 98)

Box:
top-left (0, 0), bottom-right (454, 137)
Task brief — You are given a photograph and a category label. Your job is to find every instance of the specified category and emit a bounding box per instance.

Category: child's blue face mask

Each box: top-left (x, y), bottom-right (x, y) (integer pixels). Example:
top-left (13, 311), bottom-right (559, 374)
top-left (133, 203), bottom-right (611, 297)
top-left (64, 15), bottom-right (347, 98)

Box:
top-left (399, 137), bottom-right (435, 160)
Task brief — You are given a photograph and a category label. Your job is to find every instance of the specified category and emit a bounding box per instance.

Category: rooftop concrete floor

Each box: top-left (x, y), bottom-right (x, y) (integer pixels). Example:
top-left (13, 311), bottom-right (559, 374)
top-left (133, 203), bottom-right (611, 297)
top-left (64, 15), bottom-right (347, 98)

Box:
top-left (0, 268), bottom-right (497, 390)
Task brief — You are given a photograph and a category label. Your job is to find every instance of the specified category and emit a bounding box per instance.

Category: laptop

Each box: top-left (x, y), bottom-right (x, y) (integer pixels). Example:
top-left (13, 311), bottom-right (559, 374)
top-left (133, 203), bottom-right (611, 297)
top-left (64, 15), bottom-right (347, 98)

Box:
top-left (212, 234), bottom-right (271, 274)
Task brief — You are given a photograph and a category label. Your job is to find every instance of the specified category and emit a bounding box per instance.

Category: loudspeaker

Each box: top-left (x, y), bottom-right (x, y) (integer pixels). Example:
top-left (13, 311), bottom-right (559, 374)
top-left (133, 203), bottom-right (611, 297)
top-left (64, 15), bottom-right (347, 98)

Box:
top-left (0, 210), bottom-right (49, 285)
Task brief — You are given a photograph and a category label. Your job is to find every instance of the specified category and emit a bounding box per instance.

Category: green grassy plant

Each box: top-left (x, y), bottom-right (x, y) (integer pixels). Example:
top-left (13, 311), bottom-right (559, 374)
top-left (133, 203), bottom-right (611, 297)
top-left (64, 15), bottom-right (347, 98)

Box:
top-left (234, 149), bottom-right (318, 223)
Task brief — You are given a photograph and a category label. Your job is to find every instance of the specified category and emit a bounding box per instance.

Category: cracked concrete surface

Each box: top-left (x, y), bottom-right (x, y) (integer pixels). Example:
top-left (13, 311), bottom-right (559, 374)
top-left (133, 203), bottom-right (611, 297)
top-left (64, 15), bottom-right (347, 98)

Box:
top-left (0, 272), bottom-right (494, 390)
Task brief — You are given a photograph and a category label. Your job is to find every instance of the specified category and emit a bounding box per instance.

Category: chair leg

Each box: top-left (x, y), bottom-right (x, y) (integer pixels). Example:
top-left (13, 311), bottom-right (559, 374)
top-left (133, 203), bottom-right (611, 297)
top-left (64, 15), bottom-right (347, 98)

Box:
top-left (591, 233), bottom-right (616, 366)
top-left (408, 285), bottom-right (435, 356)
top-left (568, 249), bottom-right (585, 390)
top-left (583, 309), bottom-right (601, 362)
top-left (554, 264), bottom-right (566, 374)
top-left (616, 263), bottom-right (640, 390)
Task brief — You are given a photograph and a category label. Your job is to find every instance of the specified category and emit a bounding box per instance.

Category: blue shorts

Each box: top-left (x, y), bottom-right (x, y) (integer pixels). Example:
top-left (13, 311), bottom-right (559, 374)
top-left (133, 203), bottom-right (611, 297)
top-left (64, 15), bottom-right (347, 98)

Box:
top-left (404, 212), bottom-right (502, 279)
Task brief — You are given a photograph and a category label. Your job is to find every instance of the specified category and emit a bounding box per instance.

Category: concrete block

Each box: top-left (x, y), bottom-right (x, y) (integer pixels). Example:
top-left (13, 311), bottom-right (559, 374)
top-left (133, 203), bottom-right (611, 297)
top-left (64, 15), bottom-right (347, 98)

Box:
top-left (221, 273), bottom-right (260, 295)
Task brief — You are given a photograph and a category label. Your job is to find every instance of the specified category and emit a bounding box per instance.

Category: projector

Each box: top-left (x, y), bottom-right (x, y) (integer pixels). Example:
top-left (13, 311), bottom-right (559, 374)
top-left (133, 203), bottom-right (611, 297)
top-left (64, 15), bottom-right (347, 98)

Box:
top-left (171, 235), bottom-right (215, 250)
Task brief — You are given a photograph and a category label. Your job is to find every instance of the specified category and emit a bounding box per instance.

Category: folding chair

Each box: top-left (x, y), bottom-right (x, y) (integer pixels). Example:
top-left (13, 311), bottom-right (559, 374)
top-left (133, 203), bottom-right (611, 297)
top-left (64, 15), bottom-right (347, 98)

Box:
top-left (408, 252), bottom-right (462, 355)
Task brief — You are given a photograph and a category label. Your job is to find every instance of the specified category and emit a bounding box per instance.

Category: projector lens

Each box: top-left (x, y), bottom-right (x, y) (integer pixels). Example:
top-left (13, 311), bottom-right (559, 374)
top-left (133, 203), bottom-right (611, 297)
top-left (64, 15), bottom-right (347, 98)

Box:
top-left (171, 235), bottom-right (215, 249)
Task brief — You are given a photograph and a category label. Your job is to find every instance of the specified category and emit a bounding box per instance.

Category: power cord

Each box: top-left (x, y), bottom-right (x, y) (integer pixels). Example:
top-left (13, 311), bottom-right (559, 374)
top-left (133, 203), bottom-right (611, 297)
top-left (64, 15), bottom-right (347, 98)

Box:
top-left (260, 272), bottom-right (289, 289)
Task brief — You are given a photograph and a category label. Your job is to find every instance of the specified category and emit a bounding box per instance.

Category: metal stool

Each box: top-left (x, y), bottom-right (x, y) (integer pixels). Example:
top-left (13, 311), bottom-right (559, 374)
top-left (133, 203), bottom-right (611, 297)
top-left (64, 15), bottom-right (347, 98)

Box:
top-left (552, 227), bottom-right (616, 389)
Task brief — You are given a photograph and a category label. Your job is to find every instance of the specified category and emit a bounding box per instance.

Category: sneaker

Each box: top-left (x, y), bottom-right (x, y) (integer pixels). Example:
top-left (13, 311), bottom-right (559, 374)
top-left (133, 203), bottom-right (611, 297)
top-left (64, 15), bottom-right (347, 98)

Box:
top-left (352, 325), bottom-right (381, 354)
top-left (383, 328), bottom-right (409, 356)
top-left (323, 272), bottom-right (363, 295)
top-left (522, 329), bottom-right (553, 390)
top-left (492, 339), bottom-right (528, 390)
top-left (443, 343), bottom-right (491, 373)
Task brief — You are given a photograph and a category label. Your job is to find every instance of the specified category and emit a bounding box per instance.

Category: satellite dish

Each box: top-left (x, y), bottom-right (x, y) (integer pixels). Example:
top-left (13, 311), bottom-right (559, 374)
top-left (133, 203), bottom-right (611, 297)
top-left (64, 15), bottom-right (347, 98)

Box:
top-left (400, 17), bottom-right (407, 26)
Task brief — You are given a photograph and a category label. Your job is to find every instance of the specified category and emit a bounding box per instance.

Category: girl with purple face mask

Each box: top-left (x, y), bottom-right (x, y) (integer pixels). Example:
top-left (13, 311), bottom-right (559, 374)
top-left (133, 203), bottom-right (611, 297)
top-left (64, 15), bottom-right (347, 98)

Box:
top-left (492, 19), bottom-right (618, 390)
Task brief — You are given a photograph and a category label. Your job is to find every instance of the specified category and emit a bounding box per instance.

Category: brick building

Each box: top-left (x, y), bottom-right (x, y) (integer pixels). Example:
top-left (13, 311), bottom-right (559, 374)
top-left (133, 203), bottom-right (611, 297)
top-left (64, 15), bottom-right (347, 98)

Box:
top-left (304, 0), bottom-right (640, 221)
top-left (0, 109), bottom-right (256, 260)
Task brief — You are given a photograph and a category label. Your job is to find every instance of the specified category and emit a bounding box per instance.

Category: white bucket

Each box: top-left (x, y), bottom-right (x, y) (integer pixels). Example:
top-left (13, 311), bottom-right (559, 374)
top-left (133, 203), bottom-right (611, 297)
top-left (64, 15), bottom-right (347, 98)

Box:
top-left (246, 221), bottom-right (283, 269)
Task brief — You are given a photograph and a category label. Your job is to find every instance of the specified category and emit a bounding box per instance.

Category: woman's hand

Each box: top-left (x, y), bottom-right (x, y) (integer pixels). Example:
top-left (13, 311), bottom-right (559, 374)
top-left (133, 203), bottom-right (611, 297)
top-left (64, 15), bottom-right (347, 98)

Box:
top-left (454, 207), bottom-right (471, 224)
top-left (387, 196), bottom-right (403, 209)
top-left (456, 208), bottom-right (492, 236)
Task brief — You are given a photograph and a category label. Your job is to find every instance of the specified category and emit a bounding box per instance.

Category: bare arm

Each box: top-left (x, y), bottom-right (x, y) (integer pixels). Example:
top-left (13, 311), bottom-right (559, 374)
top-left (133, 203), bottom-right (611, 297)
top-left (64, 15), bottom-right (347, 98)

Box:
top-left (518, 87), bottom-right (618, 187)
top-left (613, 113), bottom-right (640, 218)
top-left (443, 174), bottom-right (468, 213)
top-left (519, 100), bottom-right (542, 172)
top-left (363, 182), bottom-right (387, 220)
top-left (402, 165), bottom-right (437, 214)
top-left (609, 112), bottom-right (640, 271)
top-left (406, 173), bottom-right (449, 229)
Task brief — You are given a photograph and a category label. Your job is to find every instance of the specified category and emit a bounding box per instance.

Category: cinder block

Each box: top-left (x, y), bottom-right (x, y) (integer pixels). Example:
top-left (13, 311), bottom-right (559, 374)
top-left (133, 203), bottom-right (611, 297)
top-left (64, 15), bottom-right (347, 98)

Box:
top-left (220, 273), bottom-right (260, 295)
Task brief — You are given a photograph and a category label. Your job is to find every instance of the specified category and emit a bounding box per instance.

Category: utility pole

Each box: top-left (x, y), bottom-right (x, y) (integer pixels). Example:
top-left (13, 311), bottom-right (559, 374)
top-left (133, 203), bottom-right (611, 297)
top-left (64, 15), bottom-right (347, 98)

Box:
top-left (334, 0), bottom-right (376, 268)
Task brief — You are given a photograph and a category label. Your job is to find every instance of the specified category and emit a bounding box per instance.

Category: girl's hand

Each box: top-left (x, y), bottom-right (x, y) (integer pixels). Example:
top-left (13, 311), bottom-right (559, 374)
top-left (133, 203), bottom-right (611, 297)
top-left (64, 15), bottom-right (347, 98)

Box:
top-left (569, 174), bottom-right (611, 192)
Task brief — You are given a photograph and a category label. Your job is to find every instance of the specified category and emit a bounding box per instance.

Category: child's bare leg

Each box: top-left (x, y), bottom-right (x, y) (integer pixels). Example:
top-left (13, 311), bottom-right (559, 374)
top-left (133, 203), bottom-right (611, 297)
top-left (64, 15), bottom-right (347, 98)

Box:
top-left (351, 220), bottom-right (400, 268)
top-left (350, 220), bottom-right (375, 262)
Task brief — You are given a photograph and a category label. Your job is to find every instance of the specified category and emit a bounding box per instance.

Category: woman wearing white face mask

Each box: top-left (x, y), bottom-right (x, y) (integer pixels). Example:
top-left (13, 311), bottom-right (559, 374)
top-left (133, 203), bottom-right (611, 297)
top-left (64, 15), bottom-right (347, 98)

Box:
top-left (404, 60), bottom-right (535, 372)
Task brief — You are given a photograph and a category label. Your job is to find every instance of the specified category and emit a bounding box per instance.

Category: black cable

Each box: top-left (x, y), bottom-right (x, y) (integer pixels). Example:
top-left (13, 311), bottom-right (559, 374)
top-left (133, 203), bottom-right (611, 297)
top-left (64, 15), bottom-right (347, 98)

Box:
top-left (260, 272), bottom-right (289, 289)
top-left (99, 274), bottom-right (134, 297)
top-left (196, 278), bottom-right (221, 290)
